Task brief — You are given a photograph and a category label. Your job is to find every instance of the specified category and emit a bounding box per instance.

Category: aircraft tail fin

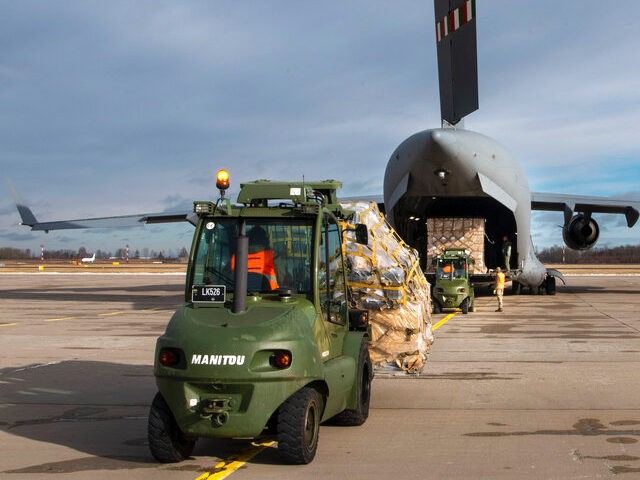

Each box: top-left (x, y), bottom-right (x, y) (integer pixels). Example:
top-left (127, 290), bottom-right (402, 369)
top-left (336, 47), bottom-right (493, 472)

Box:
top-left (7, 180), bottom-right (39, 227)
top-left (434, 0), bottom-right (479, 125)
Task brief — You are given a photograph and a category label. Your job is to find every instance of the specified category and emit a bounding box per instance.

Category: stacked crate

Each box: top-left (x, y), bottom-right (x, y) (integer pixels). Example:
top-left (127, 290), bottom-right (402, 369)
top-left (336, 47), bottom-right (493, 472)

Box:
top-left (426, 218), bottom-right (486, 273)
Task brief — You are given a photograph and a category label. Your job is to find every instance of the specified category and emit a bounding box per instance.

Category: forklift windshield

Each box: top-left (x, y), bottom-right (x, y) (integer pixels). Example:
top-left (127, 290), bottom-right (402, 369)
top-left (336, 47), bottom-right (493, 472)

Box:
top-left (437, 258), bottom-right (467, 280)
top-left (191, 218), bottom-right (314, 294)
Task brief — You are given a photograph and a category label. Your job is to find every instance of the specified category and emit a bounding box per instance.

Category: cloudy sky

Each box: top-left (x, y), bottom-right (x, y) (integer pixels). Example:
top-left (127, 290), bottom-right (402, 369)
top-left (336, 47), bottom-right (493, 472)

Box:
top-left (1, 0), bottom-right (639, 256)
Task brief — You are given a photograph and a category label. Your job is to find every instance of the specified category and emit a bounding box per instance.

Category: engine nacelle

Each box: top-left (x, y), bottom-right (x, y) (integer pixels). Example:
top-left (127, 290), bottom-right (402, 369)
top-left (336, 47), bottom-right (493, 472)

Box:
top-left (562, 214), bottom-right (599, 250)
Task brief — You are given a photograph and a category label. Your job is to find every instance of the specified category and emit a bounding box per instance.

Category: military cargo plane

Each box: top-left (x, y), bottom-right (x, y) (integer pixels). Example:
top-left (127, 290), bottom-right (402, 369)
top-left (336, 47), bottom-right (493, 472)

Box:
top-left (13, 0), bottom-right (640, 294)
top-left (383, 0), bottom-right (640, 293)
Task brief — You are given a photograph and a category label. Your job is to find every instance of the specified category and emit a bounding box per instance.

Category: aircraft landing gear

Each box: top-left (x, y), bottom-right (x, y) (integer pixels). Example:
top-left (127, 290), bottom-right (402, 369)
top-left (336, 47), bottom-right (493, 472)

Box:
top-left (545, 276), bottom-right (556, 295)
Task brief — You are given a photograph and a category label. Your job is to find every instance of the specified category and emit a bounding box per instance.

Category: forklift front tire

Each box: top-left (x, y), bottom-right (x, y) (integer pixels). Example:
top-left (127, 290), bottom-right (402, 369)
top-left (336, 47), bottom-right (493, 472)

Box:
top-left (332, 339), bottom-right (372, 426)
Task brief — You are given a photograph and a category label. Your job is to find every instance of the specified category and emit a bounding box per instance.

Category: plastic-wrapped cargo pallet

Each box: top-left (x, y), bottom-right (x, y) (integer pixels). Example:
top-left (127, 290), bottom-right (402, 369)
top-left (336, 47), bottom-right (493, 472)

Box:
top-left (340, 201), bottom-right (433, 374)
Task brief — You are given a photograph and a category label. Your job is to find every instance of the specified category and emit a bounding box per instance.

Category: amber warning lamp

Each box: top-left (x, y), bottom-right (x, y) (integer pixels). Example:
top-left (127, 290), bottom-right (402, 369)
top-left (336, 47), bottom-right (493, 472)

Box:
top-left (216, 169), bottom-right (230, 197)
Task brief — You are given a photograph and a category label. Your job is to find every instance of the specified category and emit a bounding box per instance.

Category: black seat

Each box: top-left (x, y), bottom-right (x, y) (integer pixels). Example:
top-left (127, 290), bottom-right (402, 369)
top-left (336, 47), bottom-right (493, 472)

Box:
top-left (247, 272), bottom-right (272, 292)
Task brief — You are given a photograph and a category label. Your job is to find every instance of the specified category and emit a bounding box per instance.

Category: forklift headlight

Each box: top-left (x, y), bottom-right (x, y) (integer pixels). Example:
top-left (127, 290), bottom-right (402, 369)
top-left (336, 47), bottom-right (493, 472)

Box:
top-left (194, 202), bottom-right (214, 214)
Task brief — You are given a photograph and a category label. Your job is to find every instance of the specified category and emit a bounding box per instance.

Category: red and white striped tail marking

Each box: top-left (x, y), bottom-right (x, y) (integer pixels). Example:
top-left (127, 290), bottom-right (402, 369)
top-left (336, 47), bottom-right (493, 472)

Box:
top-left (436, 0), bottom-right (475, 42)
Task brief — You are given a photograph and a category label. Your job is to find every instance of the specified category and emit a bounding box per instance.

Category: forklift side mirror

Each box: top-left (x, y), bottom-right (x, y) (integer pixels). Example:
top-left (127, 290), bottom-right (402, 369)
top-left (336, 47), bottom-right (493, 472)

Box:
top-left (355, 224), bottom-right (368, 245)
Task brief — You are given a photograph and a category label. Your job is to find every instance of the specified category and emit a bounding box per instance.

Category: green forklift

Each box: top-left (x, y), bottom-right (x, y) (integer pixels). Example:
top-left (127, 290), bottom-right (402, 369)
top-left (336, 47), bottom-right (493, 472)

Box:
top-left (148, 171), bottom-right (373, 465)
top-left (431, 249), bottom-right (475, 314)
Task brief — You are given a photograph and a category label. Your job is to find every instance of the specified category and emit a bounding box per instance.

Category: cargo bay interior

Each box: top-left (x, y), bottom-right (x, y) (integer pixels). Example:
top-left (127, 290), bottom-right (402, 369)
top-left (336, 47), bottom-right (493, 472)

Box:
top-left (389, 195), bottom-right (518, 273)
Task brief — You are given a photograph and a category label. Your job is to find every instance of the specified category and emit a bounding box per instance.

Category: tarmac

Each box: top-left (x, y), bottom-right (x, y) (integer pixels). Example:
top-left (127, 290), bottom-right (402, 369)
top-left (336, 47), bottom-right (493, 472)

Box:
top-left (1, 270), bottom-right (640, 479)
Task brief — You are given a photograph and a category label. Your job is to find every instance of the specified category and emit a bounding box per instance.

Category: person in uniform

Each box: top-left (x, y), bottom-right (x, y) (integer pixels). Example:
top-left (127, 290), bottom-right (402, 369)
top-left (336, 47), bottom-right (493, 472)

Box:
top-left (502, 235), bottom-right (512, 272)
top-left (494, 267), bottom-right (505, 312)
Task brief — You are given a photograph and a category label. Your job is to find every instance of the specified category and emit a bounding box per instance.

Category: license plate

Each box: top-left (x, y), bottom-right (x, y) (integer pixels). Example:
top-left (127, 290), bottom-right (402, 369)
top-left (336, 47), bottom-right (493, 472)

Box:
top-left (192, 285), bottom-right (226, 303)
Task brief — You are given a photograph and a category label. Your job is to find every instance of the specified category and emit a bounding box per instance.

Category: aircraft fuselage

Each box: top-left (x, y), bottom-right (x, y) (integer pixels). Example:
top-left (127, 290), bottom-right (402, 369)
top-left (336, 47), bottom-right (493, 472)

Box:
top-left (384, 128), bottom-right (547, 289)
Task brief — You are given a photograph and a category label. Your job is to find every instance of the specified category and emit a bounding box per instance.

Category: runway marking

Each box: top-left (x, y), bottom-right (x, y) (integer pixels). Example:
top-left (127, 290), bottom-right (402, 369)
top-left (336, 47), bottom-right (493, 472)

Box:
top-left (44, 316), bottom-right (75, 322)
top-left (195, 441), bottom-right (276, 480)
top-left (433, 312), bottom-right (458, 331)
top-left (0, 322), bottom-right (17, 327)
top-left (99, 311), bottom-right (125, 316)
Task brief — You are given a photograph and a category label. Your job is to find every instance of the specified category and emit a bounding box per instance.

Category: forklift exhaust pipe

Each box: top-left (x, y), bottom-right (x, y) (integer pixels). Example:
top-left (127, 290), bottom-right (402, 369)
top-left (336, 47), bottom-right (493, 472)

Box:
top-left (233, 220), bottom-right (248, 313)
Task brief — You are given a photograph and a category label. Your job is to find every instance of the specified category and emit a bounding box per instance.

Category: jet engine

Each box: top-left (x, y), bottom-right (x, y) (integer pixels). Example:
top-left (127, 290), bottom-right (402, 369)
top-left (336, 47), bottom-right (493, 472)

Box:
top-left (562, 214), bottom-right (599, 250)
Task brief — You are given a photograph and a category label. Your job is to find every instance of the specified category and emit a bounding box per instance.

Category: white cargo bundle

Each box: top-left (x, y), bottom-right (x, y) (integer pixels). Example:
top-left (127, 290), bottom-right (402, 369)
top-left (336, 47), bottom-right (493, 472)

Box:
top-left (340, 201), bottom-right (433, 374)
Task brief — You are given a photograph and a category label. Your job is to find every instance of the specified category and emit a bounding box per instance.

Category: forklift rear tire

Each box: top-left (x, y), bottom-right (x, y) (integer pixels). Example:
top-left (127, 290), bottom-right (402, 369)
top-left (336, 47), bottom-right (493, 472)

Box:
top-left (277, 387), bottom-right (321, 464)
top-left (148, 392), bottom-right (196, 463)
top-left (332, 339), bottom-right (372, 426)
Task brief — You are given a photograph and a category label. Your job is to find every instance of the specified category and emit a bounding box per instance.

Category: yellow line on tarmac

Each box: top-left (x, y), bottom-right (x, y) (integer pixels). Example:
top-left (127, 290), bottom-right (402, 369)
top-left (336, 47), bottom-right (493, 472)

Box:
top-left (433, 312), bottom-right (458, 331)
top-left (0, 322), bottom-right (17, 327)
top-left (99, 311), bottom-right (125, 317)
top-left (195, 441), bottom-right (276, 480)
top-left (44, 316), bottom-right (75, 323)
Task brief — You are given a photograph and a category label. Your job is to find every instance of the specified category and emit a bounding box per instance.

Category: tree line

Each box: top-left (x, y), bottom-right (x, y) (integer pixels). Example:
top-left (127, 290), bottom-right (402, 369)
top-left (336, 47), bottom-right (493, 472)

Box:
top-left (0, 246), bottom-right (189, 261)
top-left (4, 244), bottom-right (640, 264)
top-left (536, 245), bottom-right (640, 264)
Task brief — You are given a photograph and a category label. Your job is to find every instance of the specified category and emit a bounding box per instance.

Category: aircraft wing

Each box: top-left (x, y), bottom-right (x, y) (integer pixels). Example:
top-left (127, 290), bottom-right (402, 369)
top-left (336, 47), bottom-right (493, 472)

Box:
top-left (340, 195), bottom-right (384, 203)
top-left (19, 210), bottom-right (196, 232)
top-left (531, 192), bottom-right (640, 228)
top-left (9, 180), bottom-right (197, 232)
